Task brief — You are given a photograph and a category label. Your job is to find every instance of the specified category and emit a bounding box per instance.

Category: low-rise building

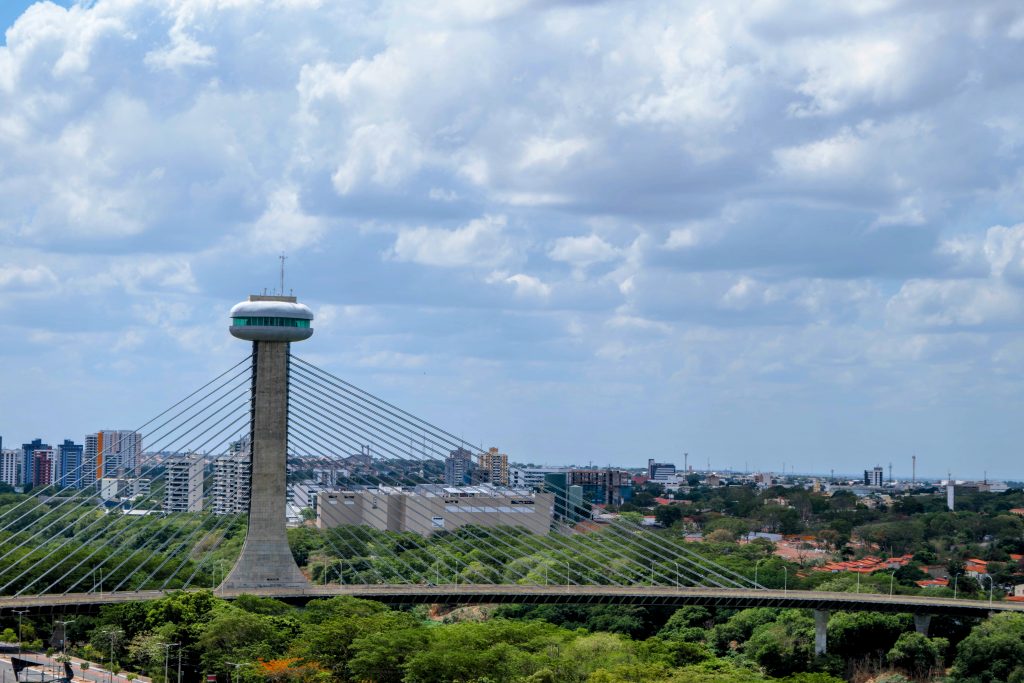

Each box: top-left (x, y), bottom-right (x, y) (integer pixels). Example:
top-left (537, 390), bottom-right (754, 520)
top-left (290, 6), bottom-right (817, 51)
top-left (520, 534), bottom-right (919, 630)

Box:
top-left (317, 485), bottom-right (554, 536)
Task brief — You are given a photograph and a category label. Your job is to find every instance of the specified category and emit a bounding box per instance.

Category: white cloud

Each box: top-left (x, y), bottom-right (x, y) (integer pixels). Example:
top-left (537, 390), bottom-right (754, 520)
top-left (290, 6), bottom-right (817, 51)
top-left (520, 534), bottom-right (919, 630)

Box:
top-left (0, 264), bottom-right (59, 291)
top-left (389, 214), bottom-right (514, 268)
top-left (487, 271), bottom-right (551, 298)
top-left (789, 37), bottom-right (911, 117)
top-left (518, 136), bottom-right (590, 170)
top-left (332, 122), bottom-right (424, 195)
top-left (246, 186), bottom-right (325, 254)
top-left (887, 279), bottom-right (1023, 329)
top-left (548, 234), bottom-right (620, 269)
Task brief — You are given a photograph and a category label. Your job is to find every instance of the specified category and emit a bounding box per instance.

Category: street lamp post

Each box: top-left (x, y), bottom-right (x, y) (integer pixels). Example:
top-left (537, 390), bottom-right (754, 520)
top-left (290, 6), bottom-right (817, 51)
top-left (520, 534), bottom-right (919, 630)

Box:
top-left (783, 566), bottom-right (788, 594)
top-left (54, 619), bottom-right (74, 682)
top-left (890, 571), bottom-right (896, 597)
top-left (565, 561), bottom-right (570, 585)
top-left (158, 643), bottom-right (177, 683)
top-left (954, 573), bottom-right (960, 599)
top-left (674, 561), bottom-right (680, 588)
top-left (856, 571), bottom-right (861, 593)
top-left (105, 628), bottom-right (123, 683)
top-left (13, 609), bottom-right (28, 655)
top-left (224, 661), bottom-right (242, 683)
top-left (754, 559), bottom-right (763, 588)
top-left (985, 575), bottom-right (994, 606)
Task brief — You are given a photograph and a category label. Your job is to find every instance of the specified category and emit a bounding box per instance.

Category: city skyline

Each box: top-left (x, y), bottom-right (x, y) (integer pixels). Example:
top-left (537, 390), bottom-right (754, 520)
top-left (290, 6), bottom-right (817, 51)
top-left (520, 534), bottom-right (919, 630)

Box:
top-left (2, 2), bottom-right (1024, 478)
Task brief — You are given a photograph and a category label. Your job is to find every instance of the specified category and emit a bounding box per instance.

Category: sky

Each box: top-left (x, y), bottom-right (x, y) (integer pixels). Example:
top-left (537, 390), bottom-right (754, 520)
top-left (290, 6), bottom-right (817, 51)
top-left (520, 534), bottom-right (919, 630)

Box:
top-left (2, 1), bottom-right (1024, 479)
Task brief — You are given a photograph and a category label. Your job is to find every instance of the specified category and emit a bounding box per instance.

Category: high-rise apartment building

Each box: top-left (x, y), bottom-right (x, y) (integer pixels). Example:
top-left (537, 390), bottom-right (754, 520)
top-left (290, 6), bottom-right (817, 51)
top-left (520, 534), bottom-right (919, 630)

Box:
top-left (84, 430), bottom-right (143, 488)
top-left (58, 440), bottom-right (84, 489)
top-left (444, 447), bottom-right (475, 485)
top-left (0, 449), bottom-right (21, 487)
top-left (478, 447), bottom-right (509, 486)
top-left (32, 449), bottom-right (56, 487)
top-left (213, 451), bottom-right (251, 515)
top-left (20, 439), bottom-right (50, 487)
top-left (864, 466), bottom-right (884, 487)
top-left (163, 453), bottom-right (204, 513)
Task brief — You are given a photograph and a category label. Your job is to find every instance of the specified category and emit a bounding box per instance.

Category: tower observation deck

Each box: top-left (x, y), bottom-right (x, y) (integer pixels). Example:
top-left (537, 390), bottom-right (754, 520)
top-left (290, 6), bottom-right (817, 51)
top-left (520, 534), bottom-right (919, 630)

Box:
top-left (220, 294), bottom-right (314, 590)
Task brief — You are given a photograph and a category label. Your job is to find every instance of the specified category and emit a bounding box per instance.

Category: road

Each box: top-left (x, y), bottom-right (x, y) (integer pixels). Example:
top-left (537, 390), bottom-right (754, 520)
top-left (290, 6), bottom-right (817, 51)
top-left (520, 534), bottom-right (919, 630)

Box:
top-left (1, 584), bottom-right (1021, 617)
top-left (0, 653), bottom-right (150, 683)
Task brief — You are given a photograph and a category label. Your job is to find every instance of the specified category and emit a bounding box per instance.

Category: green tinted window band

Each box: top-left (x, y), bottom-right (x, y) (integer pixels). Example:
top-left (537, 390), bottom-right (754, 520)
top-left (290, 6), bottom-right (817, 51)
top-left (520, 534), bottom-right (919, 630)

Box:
top-left (231, 317), bottom-right (311, 328)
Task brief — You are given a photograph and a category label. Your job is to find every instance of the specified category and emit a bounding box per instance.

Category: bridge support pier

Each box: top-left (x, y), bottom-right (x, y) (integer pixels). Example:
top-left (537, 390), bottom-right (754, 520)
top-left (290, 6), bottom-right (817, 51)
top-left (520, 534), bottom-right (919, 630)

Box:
top-left (913, 614), bottom-right (931, 635)
top-left (813, 609), bottom-right (829, 655)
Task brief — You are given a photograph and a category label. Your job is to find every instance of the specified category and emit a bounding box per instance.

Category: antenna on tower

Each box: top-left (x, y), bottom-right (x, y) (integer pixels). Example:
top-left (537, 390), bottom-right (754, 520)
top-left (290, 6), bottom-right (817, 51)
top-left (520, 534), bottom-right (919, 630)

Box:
top-left (888, 462), bottom-right (893, 485)
top-left (279, 253), bottom-right (288, 295)
top-left (912, 454), bottom-right (916, 487)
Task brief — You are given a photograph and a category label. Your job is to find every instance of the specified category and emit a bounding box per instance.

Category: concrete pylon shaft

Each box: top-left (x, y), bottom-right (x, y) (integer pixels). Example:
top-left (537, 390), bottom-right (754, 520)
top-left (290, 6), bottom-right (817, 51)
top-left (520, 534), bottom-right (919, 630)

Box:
top-left (813, 609), bottom-right (829, 656)
top-left (220, 341), bottom-right (308, 589)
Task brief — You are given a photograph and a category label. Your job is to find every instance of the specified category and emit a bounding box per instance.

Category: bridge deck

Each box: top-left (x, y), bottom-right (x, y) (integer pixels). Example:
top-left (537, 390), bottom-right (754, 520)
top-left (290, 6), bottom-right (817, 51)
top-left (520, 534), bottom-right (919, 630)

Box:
top-left (1, 585), bottom-right (1018, 616)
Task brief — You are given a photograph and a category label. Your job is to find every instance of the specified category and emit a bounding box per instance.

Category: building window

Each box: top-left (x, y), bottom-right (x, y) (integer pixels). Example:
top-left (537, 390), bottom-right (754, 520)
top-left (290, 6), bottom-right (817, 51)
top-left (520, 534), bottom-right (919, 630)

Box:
top-left (231, 317), bottom-right (311, 328)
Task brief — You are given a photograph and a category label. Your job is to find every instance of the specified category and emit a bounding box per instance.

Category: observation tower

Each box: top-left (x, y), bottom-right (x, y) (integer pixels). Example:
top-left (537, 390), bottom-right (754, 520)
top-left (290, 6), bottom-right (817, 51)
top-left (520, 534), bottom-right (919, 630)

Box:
top-left (220, 293), bottom-right (313, 590)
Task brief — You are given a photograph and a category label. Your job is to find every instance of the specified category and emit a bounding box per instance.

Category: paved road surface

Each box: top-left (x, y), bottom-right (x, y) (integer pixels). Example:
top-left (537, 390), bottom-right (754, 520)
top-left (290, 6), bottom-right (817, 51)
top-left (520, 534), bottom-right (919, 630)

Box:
top-left (0, 654), bottom-right (149, 683)
top-left (1, 584), bottom-right (1020, 616)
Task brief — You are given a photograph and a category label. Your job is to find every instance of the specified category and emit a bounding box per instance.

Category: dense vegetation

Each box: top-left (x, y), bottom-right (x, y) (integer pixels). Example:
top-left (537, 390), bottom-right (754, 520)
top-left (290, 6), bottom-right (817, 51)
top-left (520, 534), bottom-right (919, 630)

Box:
top-left (5, 591), bottom-right (1024, 682)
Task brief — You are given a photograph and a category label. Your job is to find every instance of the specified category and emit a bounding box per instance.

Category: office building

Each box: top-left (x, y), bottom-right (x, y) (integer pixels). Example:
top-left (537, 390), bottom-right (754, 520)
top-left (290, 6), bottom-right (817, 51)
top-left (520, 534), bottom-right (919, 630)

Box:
top-left (568, 468), bottom-right (633, 506)
top-left (20, 439), bottom-right (50, 487)
top-left (163, 453), bottom-right (203, 513)
top-left (0, 449), bottom-right (21, 487)
top-left (510, 466), bottom-right (567, 491)
top-left (444, 447), bottom-right (475, 485)
top-left (58, 440), bottom-right (84, 489)
top-left (213, 451), bottom-right (251, 515)
top-left (864, 466), bottom-right (884, 487)
top-left (647, 459), bottom-right (676, 481)
top-left (477, 447), bottom-right (509, 486)
top-left (317, 485), bottom-right (554, 536)
top-left (542, 472), bottom-right (588, 522)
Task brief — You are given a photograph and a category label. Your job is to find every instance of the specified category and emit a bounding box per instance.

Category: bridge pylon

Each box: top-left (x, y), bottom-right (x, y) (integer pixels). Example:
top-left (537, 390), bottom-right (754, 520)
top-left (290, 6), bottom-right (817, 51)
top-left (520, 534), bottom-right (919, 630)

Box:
top-left (219, 293), bottom-right (314, 590)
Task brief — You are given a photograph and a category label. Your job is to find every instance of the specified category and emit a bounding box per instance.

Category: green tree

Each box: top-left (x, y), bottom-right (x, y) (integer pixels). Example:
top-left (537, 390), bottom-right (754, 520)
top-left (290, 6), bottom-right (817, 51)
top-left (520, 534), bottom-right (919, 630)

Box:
top-left (744, 610), bottom-right (814, 677)
top-left (886, 632), bottom-right (946, 679)
top-left (826, 612), bottom-right (909, 660)
top-left (951, 612), bottom-right (1024, 682)
top-left (655, 505), bottom-right (684, 528)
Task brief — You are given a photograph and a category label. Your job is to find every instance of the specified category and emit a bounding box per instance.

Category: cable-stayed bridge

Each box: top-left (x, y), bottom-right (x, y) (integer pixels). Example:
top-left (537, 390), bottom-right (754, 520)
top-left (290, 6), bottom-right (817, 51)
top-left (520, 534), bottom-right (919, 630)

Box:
top-left (0, 294), bottom-right (1018, 654)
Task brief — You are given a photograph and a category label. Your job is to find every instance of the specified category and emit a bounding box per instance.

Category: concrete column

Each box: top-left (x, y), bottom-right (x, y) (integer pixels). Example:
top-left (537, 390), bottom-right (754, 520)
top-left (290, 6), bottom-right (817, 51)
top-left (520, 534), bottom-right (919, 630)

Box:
top-left (221, 341), bottom-right (308, 590)
top-left (913, 614), bottom-right (931, 635)
top-left (813, 609), bottom-right (829, 655)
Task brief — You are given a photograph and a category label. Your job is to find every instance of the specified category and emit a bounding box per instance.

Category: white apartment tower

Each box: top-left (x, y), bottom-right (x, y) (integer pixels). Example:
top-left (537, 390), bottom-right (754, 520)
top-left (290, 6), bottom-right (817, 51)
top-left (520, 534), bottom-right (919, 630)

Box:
top-left (0, 449), bottom-right (21, 487)
top-left (163, 453), bottom-right (204, 513)
top-left (213, 451), bottom-right (251, 515)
